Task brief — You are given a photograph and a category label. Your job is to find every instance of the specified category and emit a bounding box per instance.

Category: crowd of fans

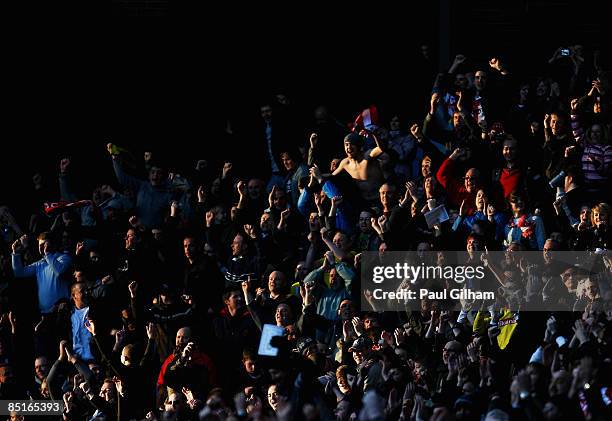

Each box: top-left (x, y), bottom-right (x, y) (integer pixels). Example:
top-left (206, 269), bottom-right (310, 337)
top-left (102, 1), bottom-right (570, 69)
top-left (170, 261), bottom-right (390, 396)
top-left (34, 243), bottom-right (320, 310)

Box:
top-left (0, 44), bottom-right (611, 421)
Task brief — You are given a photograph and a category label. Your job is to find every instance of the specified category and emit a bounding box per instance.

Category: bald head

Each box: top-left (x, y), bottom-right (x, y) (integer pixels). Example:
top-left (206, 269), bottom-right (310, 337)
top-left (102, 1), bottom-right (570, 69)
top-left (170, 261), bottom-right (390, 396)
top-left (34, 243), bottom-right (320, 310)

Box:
top-left (268, 271), bottom-right (286, 295)
top-left (176, 327), bottom-right (192, 348)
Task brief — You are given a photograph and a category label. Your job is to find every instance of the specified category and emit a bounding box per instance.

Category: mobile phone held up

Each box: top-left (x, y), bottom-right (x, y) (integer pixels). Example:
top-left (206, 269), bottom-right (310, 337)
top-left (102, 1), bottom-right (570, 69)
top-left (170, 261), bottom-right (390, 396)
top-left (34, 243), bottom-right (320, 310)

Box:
top-left (560, 48), bottom-right (570, 56)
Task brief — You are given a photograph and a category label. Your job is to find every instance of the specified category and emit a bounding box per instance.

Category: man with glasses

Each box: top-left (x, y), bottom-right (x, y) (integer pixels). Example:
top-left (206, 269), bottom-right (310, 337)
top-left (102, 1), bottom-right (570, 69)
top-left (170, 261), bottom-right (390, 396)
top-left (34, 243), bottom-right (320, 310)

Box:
top-left (437, 147), bottom-right (481, 216)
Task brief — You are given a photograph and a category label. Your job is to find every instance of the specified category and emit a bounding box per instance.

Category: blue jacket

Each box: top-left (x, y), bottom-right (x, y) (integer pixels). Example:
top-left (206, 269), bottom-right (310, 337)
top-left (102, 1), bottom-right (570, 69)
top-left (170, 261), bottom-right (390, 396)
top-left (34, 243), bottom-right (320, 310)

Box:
top-left (113, 160), bottom-right (176, 229)
top-left (12, 252), bottom-right (72, 313)
top-left (303, 264), bottom-right (354, 321)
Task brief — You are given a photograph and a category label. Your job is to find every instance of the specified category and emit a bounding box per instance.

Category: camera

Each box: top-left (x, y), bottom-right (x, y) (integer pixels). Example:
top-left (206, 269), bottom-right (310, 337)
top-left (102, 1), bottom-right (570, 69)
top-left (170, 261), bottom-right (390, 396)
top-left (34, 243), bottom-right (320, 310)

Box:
top-left (560, 48), bottom-right (570, 56)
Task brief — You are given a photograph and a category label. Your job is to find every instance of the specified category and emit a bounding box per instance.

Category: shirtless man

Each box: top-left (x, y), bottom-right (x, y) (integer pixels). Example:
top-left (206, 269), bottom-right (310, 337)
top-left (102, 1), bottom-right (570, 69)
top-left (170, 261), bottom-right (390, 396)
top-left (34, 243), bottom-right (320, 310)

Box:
top-left (310, 132), bottom-right (385, 203)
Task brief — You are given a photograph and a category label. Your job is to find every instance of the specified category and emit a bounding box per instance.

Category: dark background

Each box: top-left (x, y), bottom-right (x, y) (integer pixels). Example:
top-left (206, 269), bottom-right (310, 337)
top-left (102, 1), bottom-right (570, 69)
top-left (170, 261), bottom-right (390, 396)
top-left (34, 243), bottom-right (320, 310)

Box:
top-left (2, 1), bottom-right (605, 223)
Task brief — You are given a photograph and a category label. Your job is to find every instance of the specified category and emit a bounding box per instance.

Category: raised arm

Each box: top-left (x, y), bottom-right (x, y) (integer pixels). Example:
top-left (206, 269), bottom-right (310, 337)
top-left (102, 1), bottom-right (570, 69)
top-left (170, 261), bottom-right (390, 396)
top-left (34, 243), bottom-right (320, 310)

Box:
top-left (367, 131), bottom-right (386, 159)
top-left (307, 133), bottom-right (318, 167)
top-left (448, 54), bottom-right (466, 74)
top-left (319, 227), bottom-right (347, 261)
top-left (108, 143), bottom-right (144, 192)
top-left (11, 240), bottom-right (37, 278)
top-left (58, 158), bottom-right (79, 202)
top-left (436, 149), bottom-right (463, 190)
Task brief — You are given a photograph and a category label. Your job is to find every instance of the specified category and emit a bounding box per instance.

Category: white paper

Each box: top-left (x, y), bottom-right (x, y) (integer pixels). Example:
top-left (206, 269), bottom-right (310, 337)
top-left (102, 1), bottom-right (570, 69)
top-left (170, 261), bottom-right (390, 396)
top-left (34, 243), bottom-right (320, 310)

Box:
top-left (424, 205), bottom-right (449, 228)
top-left (257, 324), bottom-right (286, 357)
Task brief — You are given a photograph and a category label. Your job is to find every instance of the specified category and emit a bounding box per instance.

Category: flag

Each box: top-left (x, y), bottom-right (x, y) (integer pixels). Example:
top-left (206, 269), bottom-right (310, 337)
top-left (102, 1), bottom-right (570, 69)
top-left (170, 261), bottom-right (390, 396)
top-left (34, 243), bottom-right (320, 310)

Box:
top-left (353, 105), bottom-right (379, 132)
top-left (44, 200), bottom-right (93, 216)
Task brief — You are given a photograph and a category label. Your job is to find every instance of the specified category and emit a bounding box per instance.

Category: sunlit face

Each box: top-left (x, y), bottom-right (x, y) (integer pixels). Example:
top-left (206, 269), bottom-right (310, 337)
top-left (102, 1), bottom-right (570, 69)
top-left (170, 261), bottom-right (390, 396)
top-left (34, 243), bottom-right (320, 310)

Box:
top-left (466, 237), bottom-right (481, 252)
top-left (268, 271), bottom-right (285, 294)
top-left (175, 328), bottom-right (191, 348)
top-left (120, 347), bottom-right (133, 367)
top-left (275, 304), bottom-right (292, 326)
top-left (453, 112), bottom-right (462, 129)
top-left (422, 159), bottom-right (432, 177)
top-left (333, 232), bottom-right (349, 251)
top-left (464, 169), bottom-right (479, 193)
top-left (125, 229), bottom-right (137, 250)
top-left (593, 100), bottom-right (601, 114)
top-left (34, 357), bottom-right (49, 380)
top-left (550, 114), bottom-right (563, 136)
top-left (308, 212), bottom-right (321, 231)
top-left (99, 381), bottom-right (115, 402)
top-left (475, 189), bottom-right (486, 210)
top-left (352, 349), bottom-right (365, 365)
top-left (165, 393), bottom-right (185, 413)
top-left (71, 283), bottom-right (86, 309)
top-left (379, 184), bottom-right (394, 207)
top-left (379, 242), bottom-right (388, 256)
top-left (225, 291), bottom-right (243, 311)
top-left (337, 374), bottom-right (351, 394)
top-left (243, 358), bottom-right (256, 374)
top-left (40, 380), bottom-right (50, 398)
top-left (280, 153), bottom-right (296, 171)
top-left (38, 239), bottom-right (48, 255)
top-left (267, 385), bottom-right (286, 412)
top-left (344, 140), bottom-right (358, 158)
top-left (593, 209), bottom-right (607, 227)
top-left (413, 361), bottom-right (426, 382)
top-left (183, 238), bottom-right (196, 260)
top-left (231, 234), bottom-right (245, 256)
top-left (364, 317), bottom-right (378, 330)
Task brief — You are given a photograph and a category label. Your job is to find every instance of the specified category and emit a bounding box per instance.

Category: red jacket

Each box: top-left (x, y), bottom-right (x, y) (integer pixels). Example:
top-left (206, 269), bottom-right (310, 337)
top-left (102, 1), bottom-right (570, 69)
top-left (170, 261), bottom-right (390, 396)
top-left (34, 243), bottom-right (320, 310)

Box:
top-left (498, 167), bottom-right (522, 199)
top-left (436, 158), bottom-right (478, 215)
top-left (157, 350), bottom-right (218, 388)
